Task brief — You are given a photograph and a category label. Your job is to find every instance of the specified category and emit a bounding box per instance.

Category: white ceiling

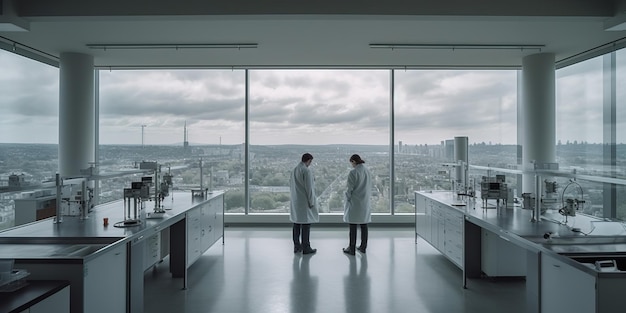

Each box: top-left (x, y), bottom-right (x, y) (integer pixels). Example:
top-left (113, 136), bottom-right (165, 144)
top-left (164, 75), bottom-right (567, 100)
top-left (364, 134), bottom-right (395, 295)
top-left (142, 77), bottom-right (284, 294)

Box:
top-left (2, 0), bottom-right (626, 68)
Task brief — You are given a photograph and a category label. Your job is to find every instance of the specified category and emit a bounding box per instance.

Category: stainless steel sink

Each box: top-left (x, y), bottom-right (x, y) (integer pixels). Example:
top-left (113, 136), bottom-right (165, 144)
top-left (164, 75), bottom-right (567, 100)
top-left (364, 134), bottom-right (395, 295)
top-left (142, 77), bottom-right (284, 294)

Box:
top-left (523, 235), bottom-right (626, 245)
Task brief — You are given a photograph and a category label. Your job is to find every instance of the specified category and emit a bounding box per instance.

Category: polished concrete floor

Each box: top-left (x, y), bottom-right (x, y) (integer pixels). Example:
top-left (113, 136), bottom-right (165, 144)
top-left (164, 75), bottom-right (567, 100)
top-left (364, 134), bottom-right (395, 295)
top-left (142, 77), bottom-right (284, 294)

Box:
top-left (145, 226), bottom-right (526, 313)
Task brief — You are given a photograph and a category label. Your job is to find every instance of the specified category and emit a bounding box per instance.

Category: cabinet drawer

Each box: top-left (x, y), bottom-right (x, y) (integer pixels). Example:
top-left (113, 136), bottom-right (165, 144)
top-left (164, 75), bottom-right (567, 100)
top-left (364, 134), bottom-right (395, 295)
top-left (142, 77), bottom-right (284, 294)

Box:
top-left (445, 213), bottom-right (463, 227)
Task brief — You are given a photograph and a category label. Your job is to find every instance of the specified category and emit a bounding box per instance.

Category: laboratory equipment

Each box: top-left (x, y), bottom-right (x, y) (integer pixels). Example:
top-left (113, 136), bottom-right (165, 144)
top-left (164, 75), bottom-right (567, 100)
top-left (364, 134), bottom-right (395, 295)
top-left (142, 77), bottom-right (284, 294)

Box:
top-left (191, 189), bottom-right (209, 203)
top-left (595, 260), bottom-right (618, 272)
top-left (524, 179), bottom-right (558, 221)
top-left (54, 174), bottom-right (94, 223)
top-left (522, 192), bottom-right (535, 210)
top-left (480, 174), bottom-right (508, 209)
top-left (117, 184), bottom-right (144, 227)
top-left (162, 171), bottom-right (173, 197)
top-left (191, 158), bottom-right (210, 203)
top-left (542, 180), bottom-right (558, 209)
top-left (558, 179), bottom-right (585, 223)
top-left (139, 161), bottom-right (175, 218)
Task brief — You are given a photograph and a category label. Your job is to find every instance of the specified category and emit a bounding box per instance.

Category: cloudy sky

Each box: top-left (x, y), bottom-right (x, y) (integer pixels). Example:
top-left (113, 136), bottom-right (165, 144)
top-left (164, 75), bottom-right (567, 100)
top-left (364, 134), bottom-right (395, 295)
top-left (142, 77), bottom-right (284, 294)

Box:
top-left (1, 48), bottom-right (625, 146)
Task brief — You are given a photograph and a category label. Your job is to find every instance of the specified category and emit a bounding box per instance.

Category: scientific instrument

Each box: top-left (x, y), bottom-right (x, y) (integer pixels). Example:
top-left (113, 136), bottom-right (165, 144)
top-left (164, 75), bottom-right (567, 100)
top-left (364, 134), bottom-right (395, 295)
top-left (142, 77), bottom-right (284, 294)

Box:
top-left (54, 174), bottom-right (94, 223)
top-left (558, 179), bottom-right (585, 223)
top-left (480, 174), bottom-right (508, 209)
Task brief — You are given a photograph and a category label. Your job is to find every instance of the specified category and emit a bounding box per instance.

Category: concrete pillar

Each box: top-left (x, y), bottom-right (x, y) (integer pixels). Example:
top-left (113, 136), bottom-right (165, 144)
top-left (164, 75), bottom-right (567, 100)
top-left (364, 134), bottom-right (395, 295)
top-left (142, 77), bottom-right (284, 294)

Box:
top-left (454, 136), bottom-right (468, 164)
top-left (59, 52), bottom-right (95, 177)
top-left (454, 136), bottom-right (468, 190)
top-left (521, 53), bottom-right (556, 193)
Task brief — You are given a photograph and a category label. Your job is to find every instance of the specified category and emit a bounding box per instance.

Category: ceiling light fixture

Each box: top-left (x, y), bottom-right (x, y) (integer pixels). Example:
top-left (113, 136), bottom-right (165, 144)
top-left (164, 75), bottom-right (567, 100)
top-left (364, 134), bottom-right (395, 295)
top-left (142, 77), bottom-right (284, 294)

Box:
top-left (369, 44), bottom-right (544, 51)
top-left (86, 43), bottom-right (258, 50)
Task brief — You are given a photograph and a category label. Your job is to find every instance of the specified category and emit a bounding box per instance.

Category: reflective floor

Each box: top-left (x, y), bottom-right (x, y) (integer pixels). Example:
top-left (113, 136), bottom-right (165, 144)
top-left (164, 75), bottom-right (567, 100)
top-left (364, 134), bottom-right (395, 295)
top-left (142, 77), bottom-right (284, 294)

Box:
top-left (145, 227), bottom-right (526, 313)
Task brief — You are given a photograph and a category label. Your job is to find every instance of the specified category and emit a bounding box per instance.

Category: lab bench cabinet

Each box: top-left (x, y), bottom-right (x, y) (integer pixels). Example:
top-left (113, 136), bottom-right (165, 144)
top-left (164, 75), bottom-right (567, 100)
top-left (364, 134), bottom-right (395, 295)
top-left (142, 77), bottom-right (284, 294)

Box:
top-left (541, 253), bottom-right (626, 313)
top-left (143, 232), bottom-right (161, 271)
top-left (541, 253), bottom-right (595, 313)
top-left (186, 194), bottom-right (224, 267)
top-left (417, 190), bottom-right (626, 313)
top-left (1, 191), bottom-right (225, 313)
top-left (415, 192), bottom-right (463, 268)
top-left (16, 243), bottom-right (127, 313)
top-left (415, 192), bottom-right (431, 243)
top-left (481, 228), bottom-right (526, 277)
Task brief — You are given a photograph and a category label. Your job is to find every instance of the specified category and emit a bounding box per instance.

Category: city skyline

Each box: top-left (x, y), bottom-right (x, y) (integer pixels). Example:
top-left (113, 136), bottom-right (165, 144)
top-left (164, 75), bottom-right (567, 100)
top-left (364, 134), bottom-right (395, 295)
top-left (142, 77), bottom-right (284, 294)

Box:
top-left (2, 49), bottom-right (624, 146)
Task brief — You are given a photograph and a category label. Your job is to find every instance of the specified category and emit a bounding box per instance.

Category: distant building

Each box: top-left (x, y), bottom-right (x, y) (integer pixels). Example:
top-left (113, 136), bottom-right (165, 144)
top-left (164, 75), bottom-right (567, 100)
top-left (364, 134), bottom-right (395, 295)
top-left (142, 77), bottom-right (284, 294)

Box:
top-left (8, 174), bottom-right (25, 187)
top-left (183, 121), bottom-right (189, 153)
top-left (444, 140), bottom-right (454, 161)
top-left (215, 170), bottom-right (229, 185)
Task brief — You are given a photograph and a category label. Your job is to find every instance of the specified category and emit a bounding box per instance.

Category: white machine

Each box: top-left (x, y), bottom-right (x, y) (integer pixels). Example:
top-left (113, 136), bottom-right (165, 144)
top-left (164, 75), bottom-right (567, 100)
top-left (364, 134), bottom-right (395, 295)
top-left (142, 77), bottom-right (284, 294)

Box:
top-left (480, 174), bottom-right (508, 209)
top-left (595, 260), bottom-right (618, 272)
top-left (53, 175), bottom-right (94, 223)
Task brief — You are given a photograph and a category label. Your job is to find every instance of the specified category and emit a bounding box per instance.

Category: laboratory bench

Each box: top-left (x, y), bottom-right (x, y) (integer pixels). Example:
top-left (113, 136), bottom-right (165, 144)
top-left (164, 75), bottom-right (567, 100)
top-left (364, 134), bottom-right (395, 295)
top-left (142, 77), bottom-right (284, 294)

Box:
top-left (0, 280), bottom-right (70, 313)
top-left (415, 190), bottom-right (626, 313)
top-left (0, 190), bottom-right (224, 313)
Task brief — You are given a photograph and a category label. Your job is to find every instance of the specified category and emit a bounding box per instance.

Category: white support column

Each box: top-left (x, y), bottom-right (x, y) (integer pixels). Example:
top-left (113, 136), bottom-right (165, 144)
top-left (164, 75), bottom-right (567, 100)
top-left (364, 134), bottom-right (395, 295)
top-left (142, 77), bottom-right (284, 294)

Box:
top-left (521, 53), bottom-right (556, 193)
top-left (59, 52), bottom-right (95, 177)
top-left (454, 136), bottom-right (468, 192)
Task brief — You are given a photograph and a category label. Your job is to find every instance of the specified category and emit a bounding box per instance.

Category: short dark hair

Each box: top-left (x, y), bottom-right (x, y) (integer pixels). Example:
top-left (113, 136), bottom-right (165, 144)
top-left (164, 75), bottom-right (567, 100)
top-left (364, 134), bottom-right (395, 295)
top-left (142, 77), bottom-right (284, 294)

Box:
top-left (350, 154), bottom-right (365, 164)
top-left (302, 153), bottom-right (314, 162)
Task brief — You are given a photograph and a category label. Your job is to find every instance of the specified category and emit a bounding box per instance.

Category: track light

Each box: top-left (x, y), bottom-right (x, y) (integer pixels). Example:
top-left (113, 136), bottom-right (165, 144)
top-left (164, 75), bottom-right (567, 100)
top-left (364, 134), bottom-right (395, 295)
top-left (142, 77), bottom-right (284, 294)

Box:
top-left (87, 43), bottom-right (258, 50)
top-left (369, 44), bottom-right (544, 51)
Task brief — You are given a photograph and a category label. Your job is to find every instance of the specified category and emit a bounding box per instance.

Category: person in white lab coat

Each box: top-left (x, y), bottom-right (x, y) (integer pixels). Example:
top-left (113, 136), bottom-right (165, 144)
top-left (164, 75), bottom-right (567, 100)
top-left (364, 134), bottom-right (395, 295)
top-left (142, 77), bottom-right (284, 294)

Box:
top-left (290, 153), bottom-right (319, 254)
top-left (343, 154), bottom-right (372, 255)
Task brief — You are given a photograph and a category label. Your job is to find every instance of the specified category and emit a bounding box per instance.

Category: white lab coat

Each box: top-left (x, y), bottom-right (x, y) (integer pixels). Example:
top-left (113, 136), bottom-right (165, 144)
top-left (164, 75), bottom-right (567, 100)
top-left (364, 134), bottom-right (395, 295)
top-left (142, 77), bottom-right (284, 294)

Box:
top-left (343, 164), bottom-right (372, 224)
top-left (290, 162), bottom-right (319, 223)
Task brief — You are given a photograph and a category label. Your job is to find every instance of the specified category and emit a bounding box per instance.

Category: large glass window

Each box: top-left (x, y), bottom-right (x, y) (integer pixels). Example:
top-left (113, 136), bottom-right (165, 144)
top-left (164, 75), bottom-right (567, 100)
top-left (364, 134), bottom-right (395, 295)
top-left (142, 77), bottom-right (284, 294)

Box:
top-left (394, 70), bottom-right (518, 211)
top-left (0, 50), bottom-right (59, 230)
top-left (556, 56), bottom-right (603, 169)
top-left (10, 51), bottom-right (626, 221)
top-left (249, 70), bottom-right (390, 214)
top-left (98, 70), bottom-right (245, 211)
top-left (616, 48), bottom-right (626, 220)
top-left (556, 56), bottom-right (604, 217)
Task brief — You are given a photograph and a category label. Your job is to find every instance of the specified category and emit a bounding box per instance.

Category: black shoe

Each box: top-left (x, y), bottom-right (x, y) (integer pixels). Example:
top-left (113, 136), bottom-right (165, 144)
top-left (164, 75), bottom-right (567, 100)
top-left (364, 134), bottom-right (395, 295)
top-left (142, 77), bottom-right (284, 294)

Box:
top-left (343, 247), bottom-right (355, 255)
top-left (302, 248), bottom-right (317, 255)
top-left (357, 246), bottom-right (366, 253)
top-left (294, 246), bottom-right (303, 253)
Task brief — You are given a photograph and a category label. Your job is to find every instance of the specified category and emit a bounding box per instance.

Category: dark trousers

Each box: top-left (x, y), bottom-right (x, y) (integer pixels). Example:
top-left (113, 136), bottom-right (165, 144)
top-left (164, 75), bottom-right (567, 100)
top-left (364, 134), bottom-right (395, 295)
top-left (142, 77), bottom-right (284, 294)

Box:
top-left (348, 224), bottom-right (368, 249)
top-left (293, 223), bottom-right (312, 248)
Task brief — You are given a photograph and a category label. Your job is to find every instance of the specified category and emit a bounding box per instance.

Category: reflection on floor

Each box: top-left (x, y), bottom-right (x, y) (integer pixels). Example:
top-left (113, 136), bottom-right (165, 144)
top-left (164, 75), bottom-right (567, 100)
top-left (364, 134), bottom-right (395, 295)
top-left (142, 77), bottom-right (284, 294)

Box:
top-left (145, 227), bottom-right (526, 313)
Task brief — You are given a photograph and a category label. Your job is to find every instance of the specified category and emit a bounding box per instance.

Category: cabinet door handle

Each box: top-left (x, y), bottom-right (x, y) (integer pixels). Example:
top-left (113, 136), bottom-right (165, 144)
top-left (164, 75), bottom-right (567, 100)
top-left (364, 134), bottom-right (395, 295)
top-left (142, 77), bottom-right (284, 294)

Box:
top-left (552, 264), bottom-right (560, 268)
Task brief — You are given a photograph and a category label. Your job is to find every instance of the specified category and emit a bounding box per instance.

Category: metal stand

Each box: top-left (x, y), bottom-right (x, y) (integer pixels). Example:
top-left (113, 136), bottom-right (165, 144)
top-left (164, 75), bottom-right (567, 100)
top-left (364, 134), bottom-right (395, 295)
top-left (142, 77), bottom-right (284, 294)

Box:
top-left (116, 189), bottom-right (142, 227)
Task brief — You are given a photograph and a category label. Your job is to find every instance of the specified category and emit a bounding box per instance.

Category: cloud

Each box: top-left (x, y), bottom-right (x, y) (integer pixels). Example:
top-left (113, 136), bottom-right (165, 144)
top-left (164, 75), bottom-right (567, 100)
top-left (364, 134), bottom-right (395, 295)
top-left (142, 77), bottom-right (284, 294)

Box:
top-left (393, 70), bottom-right (518, 144)
top-left (16, 48), bottom-right (614, 146)
top-left (0, 54), bottom-right (521, 145)
top-left (0, 52), bottom-right (58, 118)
